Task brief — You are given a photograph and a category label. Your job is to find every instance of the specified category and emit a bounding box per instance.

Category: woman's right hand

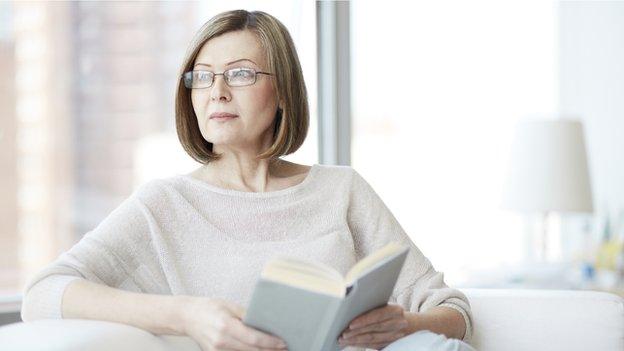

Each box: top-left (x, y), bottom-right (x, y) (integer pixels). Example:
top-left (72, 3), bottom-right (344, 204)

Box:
top-left (181, 296), bottom-right (288, 351)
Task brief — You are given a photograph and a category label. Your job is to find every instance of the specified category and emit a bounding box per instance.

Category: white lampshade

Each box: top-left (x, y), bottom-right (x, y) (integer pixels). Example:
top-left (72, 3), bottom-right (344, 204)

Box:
top-left (502, 118), bottom-right (593, 213)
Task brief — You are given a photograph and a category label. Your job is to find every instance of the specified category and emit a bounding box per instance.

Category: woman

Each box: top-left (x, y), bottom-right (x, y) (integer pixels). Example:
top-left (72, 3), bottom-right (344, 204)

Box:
top-left (20, 10), bottom-right (475, 351)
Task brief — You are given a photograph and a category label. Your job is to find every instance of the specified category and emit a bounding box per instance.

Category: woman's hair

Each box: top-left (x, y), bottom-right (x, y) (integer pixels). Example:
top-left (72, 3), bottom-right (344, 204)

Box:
top-left (175, 9), bottom-right (309, 164)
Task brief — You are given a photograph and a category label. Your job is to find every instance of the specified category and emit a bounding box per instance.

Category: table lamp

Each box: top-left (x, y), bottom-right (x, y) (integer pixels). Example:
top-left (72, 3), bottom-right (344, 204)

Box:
top-left (501, 118), bottom-right (594, 262)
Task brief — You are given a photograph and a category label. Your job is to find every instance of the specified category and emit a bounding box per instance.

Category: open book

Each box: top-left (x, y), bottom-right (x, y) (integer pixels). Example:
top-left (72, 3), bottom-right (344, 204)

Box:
top-left (243, 242), bottom-right (410, 351)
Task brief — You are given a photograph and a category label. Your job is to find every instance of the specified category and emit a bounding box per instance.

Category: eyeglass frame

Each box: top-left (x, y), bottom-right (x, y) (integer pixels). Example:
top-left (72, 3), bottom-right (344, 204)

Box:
top-left (181, 67), bottom-right (275, 89)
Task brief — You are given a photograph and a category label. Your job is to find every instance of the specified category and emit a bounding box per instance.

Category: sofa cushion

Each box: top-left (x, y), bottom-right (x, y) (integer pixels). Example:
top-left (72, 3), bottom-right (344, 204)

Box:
top-left (0, 319), bottom-right (200, 351)
top-left (462, 288), bottom-right (624, 351)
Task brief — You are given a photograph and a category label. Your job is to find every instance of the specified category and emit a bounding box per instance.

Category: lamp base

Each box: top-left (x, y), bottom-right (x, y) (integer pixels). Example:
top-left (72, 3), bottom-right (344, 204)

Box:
top-left (526, 212), bottom-right (563, 263)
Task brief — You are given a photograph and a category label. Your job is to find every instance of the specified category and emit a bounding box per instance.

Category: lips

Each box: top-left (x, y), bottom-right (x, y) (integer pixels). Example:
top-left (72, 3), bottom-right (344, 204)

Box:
top-left (210, 112), bottom-right (238, 119)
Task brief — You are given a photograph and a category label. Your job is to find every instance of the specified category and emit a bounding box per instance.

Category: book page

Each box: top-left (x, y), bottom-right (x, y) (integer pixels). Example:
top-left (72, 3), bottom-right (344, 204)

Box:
top-left (261, 257), bottom-right (346, 297)
top-left (269, 257), bottom-right (344, 282)
top-left (344, 241), bottom-right (405, 284)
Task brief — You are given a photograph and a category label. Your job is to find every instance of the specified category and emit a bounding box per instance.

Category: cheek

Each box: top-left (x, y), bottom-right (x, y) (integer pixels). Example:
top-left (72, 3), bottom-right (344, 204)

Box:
top-left (246, 85), bottom-right (278, 120)
top-left (190, 91), bottom-right (207, 119)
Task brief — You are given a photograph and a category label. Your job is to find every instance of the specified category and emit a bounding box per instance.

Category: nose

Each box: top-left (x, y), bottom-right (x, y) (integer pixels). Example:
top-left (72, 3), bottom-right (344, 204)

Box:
top-left (209, 74), bottom-right (231, 102)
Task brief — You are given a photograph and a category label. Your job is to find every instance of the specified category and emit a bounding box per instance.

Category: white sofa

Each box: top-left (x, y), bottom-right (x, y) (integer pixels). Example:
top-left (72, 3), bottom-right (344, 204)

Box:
top-left (1, 289), bottom-right (622, 351)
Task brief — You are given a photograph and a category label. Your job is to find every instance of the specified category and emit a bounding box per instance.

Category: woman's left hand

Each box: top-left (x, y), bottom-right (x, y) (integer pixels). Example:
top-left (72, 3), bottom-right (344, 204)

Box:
top-left (338, 303), bottom-right (410, 350)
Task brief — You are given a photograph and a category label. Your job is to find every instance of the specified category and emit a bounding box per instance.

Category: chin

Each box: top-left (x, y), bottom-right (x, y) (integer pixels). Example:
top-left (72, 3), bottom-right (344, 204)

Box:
top-left (205, 133), bottom-right (240, 145)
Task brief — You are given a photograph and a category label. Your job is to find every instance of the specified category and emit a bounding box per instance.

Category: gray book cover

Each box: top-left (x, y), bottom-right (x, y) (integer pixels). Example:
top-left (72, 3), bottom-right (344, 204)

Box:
top-left (243, 247), bottom-right (409, 351)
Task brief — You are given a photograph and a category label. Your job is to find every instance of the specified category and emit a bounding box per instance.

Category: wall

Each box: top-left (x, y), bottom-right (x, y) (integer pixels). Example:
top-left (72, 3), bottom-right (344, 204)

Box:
top-left (559, 1), bottom-right (624, 234)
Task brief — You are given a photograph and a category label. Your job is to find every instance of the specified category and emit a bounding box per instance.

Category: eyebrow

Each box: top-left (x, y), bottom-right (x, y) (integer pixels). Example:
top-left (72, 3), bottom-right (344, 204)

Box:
top-left (194, 58), bottom-right (258, 68)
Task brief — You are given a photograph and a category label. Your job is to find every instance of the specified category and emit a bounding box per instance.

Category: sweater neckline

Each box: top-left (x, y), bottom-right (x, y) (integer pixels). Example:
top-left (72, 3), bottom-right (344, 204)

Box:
top-left (176, 163), bottom-right (319, 198)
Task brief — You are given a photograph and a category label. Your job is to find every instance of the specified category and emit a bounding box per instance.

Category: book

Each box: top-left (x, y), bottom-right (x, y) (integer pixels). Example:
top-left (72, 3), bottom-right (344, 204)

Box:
top-left (242, 241), bottom-right (410, 351)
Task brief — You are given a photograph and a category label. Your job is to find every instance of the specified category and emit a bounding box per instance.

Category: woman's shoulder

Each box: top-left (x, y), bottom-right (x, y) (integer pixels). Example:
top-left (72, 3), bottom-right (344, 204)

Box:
top-left (310, 163), bottom-right (369, 193)
top-left (315, 163), bottom-right (365, 185)
top-left (256, 160), bottom-right (359, 192)
top-left (313, 162), bottom-right (356, 176)
top-left (129, 176), bottom-right (181, 205)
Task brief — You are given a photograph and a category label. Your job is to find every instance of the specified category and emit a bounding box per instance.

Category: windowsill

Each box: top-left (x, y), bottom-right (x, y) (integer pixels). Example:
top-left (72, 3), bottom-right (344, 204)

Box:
top-left (453, 262), bottom-right (624, 298)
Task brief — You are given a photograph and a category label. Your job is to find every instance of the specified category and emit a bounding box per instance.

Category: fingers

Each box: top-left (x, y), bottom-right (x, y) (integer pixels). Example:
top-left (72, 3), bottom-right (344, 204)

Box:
top-left (348, 304), bottom-right (404, 329)
top-left (339, 329), bottom-right (406, 348)
top-left (191, 299), bottom-right (287, 351)
top-left (209, 332), bottom-right (285, 351)
top-left (342, 317), bottom-right (408, 339)
top-left (226, 318), bottom-right (287, 350)
top-left (220, 300), bottom-right (247, 319)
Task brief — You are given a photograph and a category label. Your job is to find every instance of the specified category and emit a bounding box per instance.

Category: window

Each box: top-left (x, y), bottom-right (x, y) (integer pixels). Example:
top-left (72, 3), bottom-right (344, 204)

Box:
top-left (0, 1), bottom-right (317, 299)
top-left (350, 0), bottom-right (558, 283)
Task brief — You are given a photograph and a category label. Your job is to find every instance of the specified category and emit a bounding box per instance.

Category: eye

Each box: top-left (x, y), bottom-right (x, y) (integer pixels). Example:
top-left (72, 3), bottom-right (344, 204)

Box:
top-left (197, 71), bottom-right (212, 81)
top-left (233, 68), bottom-right (253, 77)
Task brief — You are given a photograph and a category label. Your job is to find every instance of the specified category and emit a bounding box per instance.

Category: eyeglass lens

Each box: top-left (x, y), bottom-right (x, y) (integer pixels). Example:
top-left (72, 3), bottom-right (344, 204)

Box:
top-left (184, 68), bottom-right (257, 88)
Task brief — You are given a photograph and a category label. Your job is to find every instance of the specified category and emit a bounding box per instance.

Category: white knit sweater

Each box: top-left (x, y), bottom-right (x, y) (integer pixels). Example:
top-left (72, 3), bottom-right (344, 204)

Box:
top-left (20, 163), bottom-right (473, 348)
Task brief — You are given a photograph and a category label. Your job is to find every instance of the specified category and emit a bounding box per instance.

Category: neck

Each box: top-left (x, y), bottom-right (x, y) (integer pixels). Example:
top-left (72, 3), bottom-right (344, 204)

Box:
top-left (204, 122), bottom-right (281, 191)
top-left (202, 153), bottom-right (283, 192)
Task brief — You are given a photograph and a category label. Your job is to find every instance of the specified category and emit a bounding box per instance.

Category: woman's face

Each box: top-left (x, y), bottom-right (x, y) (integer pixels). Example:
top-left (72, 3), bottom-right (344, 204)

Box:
top-left (190, 30), bottom-right (279, 151)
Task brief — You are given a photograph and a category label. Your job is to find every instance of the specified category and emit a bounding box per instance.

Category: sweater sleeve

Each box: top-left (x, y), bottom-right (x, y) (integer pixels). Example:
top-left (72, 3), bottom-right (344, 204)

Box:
top-left (20, 192), bottom-right (152, 322)
top-left (346, 168), bottom-right (473, 343)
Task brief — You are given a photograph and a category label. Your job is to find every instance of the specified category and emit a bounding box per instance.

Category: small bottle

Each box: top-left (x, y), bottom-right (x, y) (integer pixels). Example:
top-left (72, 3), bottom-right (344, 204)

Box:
top-left (580, 261), bottom-right (596, 290)
top-left (595, 213), bottom-right (613, 270)
top-left (614, 211), bottom-right (624, 288)
top-left (578, 218), bottom-right (595, 290)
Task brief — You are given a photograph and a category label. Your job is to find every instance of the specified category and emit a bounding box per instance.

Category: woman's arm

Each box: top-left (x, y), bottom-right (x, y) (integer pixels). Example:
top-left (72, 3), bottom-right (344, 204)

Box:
top-left (62, 278), bottom-right (289, 350)
top-left (62, 278), bottom-right (188, 336)
top-left (21, 189), bottom-right (159, 321)
top-left (346, 168), bottom-right (473, 342)
top-left (404, 306), bottom-right (466, 340)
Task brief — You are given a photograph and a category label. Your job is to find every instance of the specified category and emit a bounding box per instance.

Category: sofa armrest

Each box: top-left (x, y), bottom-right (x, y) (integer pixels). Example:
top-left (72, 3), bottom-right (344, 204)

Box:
top-left (0, 319), bottom-right (201, 351)
top-left (461, 288), bottom-right (624, 351)
top-left (4, 289), bottom-right (623, 351)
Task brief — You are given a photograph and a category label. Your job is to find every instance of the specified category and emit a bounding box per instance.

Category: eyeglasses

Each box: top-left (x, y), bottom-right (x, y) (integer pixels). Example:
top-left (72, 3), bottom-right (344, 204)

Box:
top-left (182, 67), bottom-right (274, 89)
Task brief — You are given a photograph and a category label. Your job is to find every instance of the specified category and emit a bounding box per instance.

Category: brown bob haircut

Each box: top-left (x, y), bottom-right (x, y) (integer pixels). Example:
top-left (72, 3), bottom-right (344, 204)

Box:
top-left (175, 9), bottom-right (309, 164)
